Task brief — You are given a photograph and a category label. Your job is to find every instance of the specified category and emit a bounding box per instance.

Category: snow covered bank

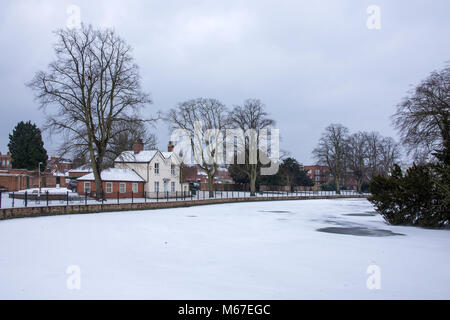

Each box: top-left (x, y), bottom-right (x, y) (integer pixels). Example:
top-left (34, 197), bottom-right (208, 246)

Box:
top-left (0, 198), bottom-right (449, 299)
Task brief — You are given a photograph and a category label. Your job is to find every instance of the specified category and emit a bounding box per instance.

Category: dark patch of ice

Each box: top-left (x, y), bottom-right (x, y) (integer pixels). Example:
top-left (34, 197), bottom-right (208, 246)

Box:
top-left (317, 227), bottom-right (404, 237)
top-left (187, 215), bottom-right (197, 218)
top-left (343, 213), bottom-right (378, 217)
top-left (259, 210), bottom-right (293, 214)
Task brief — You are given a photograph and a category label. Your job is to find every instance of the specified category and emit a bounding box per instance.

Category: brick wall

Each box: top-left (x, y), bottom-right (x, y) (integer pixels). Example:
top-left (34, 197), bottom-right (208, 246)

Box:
top-left (77, 180), bottom-right (145, 198)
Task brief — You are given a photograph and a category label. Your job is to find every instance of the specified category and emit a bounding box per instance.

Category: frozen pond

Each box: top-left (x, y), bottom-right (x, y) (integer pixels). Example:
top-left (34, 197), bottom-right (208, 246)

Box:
top-left (0, 198), bottom-right (449, 299)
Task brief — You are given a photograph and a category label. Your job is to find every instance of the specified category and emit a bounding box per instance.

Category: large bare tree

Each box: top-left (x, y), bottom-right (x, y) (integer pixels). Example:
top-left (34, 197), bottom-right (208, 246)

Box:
top-left (228, 99), bottom-right (275, 196)
top-left (393, 64), bottom-right (450, 165)
top-left (345, 132), bottom-right (369, 193)
top-left (377, 136), bottom-right (401, 176)
top-left (28, 25), bottom-right (152, 199)
top-left (313, 124), bottom-right (349, 194)
top-left (166, 98), bottom-right (229, 197)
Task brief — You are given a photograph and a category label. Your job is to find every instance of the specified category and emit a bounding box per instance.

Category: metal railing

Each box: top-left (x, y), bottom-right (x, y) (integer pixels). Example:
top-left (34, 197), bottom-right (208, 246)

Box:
top-left (0, 189), bottom-right (370, 209)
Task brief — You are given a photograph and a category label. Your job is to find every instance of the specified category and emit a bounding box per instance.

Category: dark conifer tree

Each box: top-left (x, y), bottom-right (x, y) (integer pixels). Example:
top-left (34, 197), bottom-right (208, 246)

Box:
top-left (8, 121), bottom-right (48, 171)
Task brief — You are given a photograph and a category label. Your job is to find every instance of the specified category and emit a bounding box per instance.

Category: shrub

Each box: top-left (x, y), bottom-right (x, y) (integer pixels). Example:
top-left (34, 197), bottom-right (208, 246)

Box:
top-left (369, 164), bottom-right (449, 228)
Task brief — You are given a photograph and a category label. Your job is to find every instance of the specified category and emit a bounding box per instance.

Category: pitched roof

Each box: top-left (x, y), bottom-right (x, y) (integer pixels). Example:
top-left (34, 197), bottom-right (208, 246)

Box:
top-left (77, 168), bottom-right (145, 182)
top-left (161, 152), bottom-right (173, 159)
top-left (114, 150), bottom-right (159, 163)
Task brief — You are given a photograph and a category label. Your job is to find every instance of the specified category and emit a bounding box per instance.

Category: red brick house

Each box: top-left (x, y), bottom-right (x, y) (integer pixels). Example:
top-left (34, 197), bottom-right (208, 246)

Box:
top-left (77, 168), bottom-right (145, 198)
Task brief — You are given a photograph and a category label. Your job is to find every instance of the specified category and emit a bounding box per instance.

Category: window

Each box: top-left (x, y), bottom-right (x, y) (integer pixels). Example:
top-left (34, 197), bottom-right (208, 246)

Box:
top-left (106, 182), bottom-right (113, 194)
top-left (154, 163), bottom-right (160, 174)
top-left (132, 183), bottom-right (138, 193)
top-left (171, 182), bottom-right (175, 192)
top-left (171, 165), bottom-right (175, 175)
top-left (315, 170), bottom-right (321, 175)
top-left (315, 176), bottom-right (321, 183)
top-left (154, 181), bottom-right (159, 192)
top-left (119, 183), bottom-right (126, 194)
top-left (84, 182), bottom-right (91, 194)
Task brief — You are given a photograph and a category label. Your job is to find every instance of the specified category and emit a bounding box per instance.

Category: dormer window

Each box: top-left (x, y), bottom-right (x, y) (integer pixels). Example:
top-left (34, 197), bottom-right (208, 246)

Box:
top-left (154, 163), bottom-right (160, 174)
top-left (171, 165), bottom-right (175, 175)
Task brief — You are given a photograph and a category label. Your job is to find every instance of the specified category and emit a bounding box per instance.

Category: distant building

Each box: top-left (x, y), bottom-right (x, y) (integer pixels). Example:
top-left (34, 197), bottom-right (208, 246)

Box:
top-left (0, 152), bottom-right (12, 169)
top-left (183, 166), bottom-right (234, 186)
top-left (46, 156), bottom-right (73, 174)
top-left (305, 165), bottom-right (333, 186)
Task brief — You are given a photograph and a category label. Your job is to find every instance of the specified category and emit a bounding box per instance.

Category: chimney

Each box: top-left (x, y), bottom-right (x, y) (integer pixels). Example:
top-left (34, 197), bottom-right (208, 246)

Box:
top-left (133, 139), bottom-right (144, 154)
top-left (168, 141), bottom-right (174, 153)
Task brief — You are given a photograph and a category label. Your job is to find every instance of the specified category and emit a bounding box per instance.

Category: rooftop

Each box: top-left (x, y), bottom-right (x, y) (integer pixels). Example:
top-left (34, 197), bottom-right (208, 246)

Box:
top-left (77, 168), bottom-right (145, 182)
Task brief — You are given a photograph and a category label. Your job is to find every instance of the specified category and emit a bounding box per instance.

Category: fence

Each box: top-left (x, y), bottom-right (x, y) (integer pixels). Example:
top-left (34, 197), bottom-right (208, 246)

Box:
top-left (0, 189), bottom-right (370, 210)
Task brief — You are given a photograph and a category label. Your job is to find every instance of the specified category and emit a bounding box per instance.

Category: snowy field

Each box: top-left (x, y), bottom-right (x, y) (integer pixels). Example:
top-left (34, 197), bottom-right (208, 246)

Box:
top-left (0, 198), bottom-right (449, 300)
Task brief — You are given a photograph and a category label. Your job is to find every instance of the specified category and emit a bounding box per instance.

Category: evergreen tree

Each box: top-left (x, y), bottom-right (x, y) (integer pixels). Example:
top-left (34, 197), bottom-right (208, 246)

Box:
top-left (370, 164), bottom-right (449, 227)
top-left (8, 121), bottom-right (48, 171)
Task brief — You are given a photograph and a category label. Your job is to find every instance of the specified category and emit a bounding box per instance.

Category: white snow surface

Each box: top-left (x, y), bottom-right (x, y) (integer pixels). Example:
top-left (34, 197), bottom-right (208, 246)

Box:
top-left (77, 168), bottom-right (145, 182)
top-left (0, 198), bottom-right (449, 300)
top-left (15, 187), bottom-right (74, 195)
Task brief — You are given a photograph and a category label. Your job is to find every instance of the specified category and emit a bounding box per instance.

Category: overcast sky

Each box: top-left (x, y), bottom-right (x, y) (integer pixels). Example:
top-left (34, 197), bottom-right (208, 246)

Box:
top-left (0, 0), bottom-right (449, 164)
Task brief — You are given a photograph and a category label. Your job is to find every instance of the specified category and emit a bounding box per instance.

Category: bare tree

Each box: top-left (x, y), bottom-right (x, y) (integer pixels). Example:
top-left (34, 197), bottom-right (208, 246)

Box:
top-left (346, 132), bottom-right (369, 193)
top-left (228, 99), bottom-right (275, 196)
top-left (313, 124), bottom-right (349, 194)
top-left (364, 131), bottom-right (383, 179)
top-left (166, 98), bottom-right (229, 197)
top-left (377, 136), bottom-right (401, 176)
top-left (28, 25), bottom-right (152, 199)
top-left (105, 122), bottom-right (157, 167)
top-left (393, 64), bottom-right (450, 165)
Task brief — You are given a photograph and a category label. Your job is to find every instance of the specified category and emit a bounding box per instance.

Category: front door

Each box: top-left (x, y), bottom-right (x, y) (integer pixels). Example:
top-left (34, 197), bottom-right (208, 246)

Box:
top-left (164, 180), bottom-right (169, 193)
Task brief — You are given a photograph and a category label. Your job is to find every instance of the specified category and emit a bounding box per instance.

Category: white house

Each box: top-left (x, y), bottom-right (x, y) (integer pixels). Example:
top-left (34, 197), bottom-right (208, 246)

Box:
top-left (114, 141), bottom-right (189, 197)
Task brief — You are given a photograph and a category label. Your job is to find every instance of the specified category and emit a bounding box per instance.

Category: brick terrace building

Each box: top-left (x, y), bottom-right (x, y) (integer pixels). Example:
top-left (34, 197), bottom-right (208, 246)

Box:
top-left (305, 165), bottom-right (333, 186)
top-left (0, 152), bottom-right (12, 169)
top-left (77, 168), bottom-right (145, 199)
top-left (305, 165), bottom-right (359, 190)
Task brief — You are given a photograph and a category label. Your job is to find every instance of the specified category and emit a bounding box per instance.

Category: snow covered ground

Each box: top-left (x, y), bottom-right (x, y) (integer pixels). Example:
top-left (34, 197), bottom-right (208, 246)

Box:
top-left (0, 198), bottom-right (449, 300)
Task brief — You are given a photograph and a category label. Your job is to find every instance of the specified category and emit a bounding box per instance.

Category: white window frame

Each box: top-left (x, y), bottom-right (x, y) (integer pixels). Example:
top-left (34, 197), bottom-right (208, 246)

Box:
top-left (132, 183), bottom-right (138, 194)
top-left (84, 182), bottom-right (91, 194)
top-left (119, 183), bottom-right (126, 194)
top-left (154, 163), bottom-right (160, 174)
top-left (171, 165), bottom-right (175, 175)
top-left (154, 181), bottom-right (159, 192)
top-left (106, 182), bottom-right (113, 194)
top-left (171, 181), bottom-right (175, 192)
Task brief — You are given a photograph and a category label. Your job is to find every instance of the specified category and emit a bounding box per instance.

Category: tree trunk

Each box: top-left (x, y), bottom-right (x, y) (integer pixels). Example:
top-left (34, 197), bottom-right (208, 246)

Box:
top-left (357, 178), bottom-right (362, 194)
top-left (207, 173), bottom-right (214, 198)
top-left (335, 176), bottom-right (341, 195)
top-left (249, 173), bottom-right (257, 197)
